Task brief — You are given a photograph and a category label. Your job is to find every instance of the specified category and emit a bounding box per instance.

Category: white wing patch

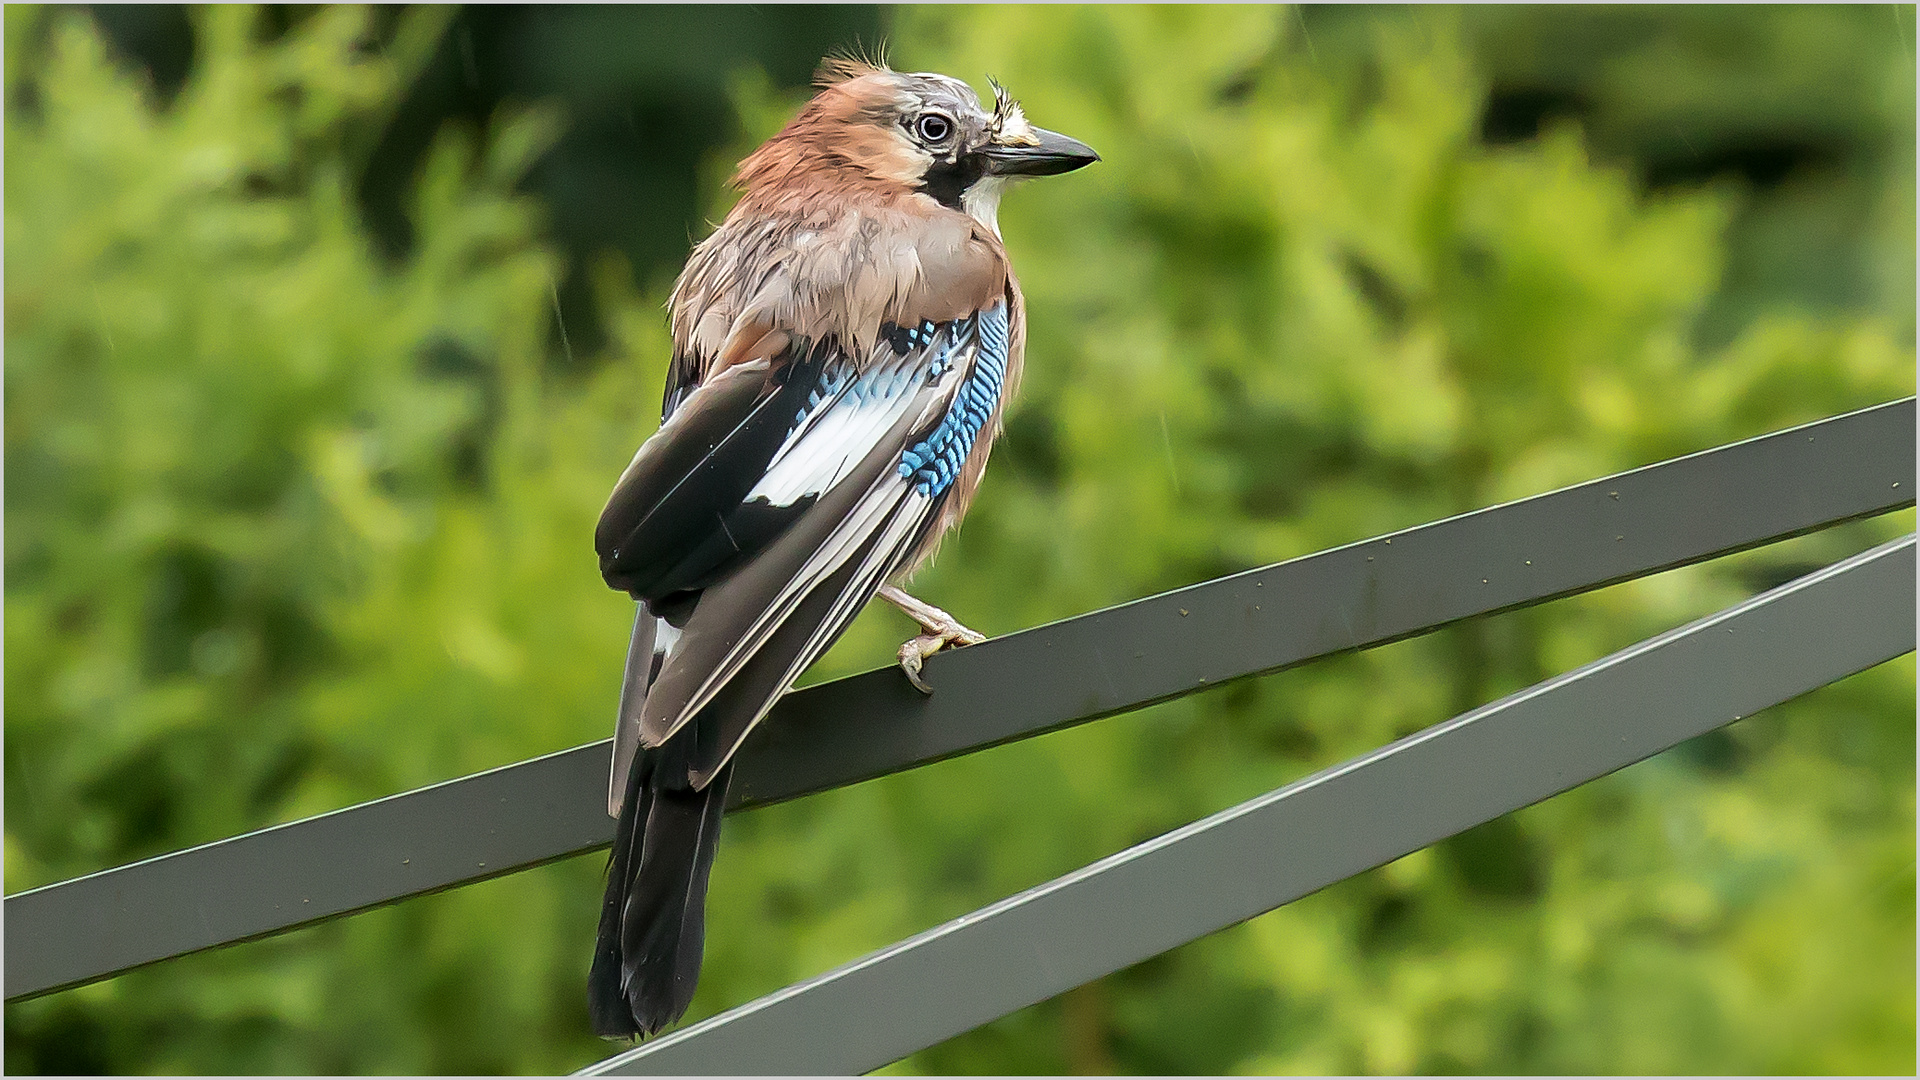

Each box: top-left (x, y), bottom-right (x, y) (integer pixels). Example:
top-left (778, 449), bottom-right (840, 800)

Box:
top-left (653, 619), bottom-right (681, 659)
top-left (747, 332), bottom-right (976, 507)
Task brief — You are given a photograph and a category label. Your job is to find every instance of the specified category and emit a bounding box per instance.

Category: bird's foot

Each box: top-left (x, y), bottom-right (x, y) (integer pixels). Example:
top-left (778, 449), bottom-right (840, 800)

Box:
top-left (880, 585), bottom-right (986, 694)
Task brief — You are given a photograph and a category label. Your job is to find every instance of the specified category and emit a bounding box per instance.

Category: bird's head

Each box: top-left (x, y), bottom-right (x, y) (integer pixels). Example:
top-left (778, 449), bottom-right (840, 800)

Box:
top-left (735, 56), bottom-right (1099, 232)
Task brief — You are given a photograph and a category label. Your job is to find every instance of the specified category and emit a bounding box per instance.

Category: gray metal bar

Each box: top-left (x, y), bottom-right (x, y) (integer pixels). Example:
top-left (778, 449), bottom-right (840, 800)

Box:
top-left (7, 398), bottom-right (1912, 1002)
top-left (583, 534), bottom-right (1916, 1076)
top-left (731, 397), bottom-right (1913, 808)
top-left (4, 743), bottom-right (616, 999)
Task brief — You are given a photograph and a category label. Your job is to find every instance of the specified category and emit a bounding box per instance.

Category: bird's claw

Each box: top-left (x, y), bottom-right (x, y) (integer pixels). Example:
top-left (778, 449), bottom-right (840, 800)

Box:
top-left (899, 644), bottom-right (934, 694)
top-left (879, 585), bottom-right (985, 694)
top-left (896, 622), bottom-right (986, 694)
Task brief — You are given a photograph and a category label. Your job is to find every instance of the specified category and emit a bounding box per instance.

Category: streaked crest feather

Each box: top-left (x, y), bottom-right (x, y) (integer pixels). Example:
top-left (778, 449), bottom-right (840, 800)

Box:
top-left (815, 43), bottom-right (892, 88)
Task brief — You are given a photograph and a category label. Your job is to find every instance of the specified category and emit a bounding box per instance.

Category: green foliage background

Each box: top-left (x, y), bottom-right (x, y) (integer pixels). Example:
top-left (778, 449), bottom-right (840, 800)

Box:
top-left (5, 5), bottom-right (1913, 1074)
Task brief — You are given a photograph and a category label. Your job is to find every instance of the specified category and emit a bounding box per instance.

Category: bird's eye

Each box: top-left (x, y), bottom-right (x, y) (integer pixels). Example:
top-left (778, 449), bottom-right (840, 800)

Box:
top-left (916, 113), bottom-right (953, 143)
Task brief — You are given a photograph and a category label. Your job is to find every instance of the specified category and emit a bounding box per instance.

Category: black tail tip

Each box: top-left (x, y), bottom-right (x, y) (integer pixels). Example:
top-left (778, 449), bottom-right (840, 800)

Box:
top-left (588, 989), bottom-right (639, 1041)
top-left (588, 974), bottom-right (692, 1041)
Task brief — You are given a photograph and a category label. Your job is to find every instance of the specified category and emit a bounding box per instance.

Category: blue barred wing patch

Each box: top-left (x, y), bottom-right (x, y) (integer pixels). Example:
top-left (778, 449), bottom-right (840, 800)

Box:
top-left (748, 316), bottom-right (972, 508)
top-left (897, 302), bottom-right (1010, 498)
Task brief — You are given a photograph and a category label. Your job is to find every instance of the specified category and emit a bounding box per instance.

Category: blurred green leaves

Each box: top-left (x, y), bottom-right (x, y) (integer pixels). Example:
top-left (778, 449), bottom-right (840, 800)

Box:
top-left (6, 7), bottom-right (638, 1071)
top-left (5, 4), bottom-right (1914, 1075)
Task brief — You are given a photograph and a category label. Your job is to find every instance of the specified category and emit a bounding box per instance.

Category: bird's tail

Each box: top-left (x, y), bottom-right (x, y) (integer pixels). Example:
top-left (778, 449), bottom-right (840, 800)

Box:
top-left (589, 741), bottom-right (733, 1039)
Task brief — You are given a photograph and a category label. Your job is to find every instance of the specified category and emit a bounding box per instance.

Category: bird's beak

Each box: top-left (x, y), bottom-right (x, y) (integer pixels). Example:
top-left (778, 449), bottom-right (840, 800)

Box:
top-left (983, 127), bottom-right (1100, 177)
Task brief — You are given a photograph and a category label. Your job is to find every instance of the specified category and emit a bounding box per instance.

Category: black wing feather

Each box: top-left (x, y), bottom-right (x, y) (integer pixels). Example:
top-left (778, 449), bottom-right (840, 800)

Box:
top-left (596, 341), bottom-right (831, 599)
top-left (595, 363), bottom-right (765, 578)
top-left (607, 607), bottom-right (657, 816)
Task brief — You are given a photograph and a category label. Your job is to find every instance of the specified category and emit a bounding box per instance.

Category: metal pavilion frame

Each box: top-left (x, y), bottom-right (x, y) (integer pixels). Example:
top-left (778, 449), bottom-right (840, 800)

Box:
top-left (7, 398), bottom-right (1915, 1075)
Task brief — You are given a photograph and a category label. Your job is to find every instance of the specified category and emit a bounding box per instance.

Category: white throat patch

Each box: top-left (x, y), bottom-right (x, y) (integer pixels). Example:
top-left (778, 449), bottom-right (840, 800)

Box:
top-left (962, 175), bottom-right (1010, 236)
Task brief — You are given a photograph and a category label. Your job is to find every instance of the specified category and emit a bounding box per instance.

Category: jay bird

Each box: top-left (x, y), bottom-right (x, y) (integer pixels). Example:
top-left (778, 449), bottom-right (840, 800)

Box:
top-left (587, 57), bottom-right (1097, 1039)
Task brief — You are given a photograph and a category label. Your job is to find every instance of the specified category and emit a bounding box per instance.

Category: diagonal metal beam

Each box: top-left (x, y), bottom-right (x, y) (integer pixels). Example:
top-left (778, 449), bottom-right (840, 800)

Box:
top-left (582, 534), bottom-right (1916, 1075)
top-left (730, 397), bottom-right (1913, 808)
top-left (6, 398), bottom-right (1913, 1002)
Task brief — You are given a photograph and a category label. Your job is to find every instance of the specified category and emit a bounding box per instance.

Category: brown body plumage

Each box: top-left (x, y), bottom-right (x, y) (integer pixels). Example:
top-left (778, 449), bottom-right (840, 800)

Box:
top-left (670, 65), bottom-right (1029, 563)
top-left (588, 58), bottom-right (1094, 1040)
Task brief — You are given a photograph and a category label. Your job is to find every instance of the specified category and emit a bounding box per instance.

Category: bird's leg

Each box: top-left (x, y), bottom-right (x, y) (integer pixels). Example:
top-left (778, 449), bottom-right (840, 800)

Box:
top-left (879, 584), bottom-right (987, 694)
